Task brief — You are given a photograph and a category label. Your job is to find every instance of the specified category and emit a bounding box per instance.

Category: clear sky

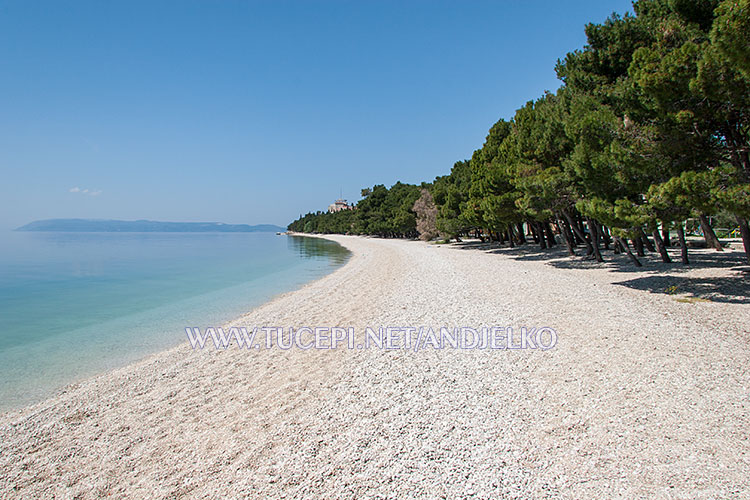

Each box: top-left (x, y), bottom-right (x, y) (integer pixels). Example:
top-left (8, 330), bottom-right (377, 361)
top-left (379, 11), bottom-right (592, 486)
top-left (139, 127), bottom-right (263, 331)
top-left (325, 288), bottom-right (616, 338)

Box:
top-left (0, 0), bottom-right (635, 230)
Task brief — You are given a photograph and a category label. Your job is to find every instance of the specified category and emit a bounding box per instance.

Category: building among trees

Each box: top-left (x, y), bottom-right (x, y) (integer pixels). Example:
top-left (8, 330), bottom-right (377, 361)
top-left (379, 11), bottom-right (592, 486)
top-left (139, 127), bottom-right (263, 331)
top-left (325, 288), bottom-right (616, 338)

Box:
top-left (328, 199), bottom-right (353, 213)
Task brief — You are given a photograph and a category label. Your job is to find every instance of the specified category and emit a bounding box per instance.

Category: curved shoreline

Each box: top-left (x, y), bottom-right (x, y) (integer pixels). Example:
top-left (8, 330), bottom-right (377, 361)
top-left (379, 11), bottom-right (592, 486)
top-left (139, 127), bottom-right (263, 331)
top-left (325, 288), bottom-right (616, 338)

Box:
top-left (0, 233), bottom-right (351, 413)
top-left (1, 235), bottom-right (749, 498)
top-left (0, 233), bottom-right (358, 419)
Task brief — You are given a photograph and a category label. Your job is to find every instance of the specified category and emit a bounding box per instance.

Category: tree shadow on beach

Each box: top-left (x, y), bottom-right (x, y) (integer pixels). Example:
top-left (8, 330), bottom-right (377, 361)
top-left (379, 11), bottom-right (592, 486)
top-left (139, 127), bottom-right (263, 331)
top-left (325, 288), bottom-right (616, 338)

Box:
top-left (449, 239), bottom-right (750, 303)
top-left (611, 273), bottom-right (750, 304)
top-left (451, 240), bottom-right (572, 261)
top-left (449, 240), bottom-right (499, 251)
top-left (541, 247), bottom-right (750, 303)
top-left (547, 247), bottom-right (748, 273)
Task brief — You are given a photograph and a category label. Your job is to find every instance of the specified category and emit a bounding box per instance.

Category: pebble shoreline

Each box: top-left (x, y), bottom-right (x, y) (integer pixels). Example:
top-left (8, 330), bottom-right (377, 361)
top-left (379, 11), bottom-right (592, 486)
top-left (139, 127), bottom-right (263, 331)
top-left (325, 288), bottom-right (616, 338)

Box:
top-left (1, 235), bottom-right (748, 499)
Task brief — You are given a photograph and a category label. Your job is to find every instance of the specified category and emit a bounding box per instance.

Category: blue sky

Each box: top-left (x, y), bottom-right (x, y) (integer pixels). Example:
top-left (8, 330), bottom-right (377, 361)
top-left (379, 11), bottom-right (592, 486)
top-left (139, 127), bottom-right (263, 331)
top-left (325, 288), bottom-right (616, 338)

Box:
top-left (0, 0), bottom-right (634, 229)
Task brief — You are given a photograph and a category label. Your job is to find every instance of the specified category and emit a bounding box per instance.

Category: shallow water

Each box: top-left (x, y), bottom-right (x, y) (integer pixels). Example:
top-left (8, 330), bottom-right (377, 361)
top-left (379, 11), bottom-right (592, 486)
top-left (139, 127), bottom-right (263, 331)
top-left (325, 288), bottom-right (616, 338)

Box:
top-left (0, 231), bottom-right (348, 410)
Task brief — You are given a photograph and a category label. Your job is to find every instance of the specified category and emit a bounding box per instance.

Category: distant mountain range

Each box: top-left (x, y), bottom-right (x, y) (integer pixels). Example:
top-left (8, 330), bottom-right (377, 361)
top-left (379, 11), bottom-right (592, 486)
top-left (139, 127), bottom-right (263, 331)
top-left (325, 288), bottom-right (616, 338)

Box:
top-left (16, 219), bottom-right (286, 233)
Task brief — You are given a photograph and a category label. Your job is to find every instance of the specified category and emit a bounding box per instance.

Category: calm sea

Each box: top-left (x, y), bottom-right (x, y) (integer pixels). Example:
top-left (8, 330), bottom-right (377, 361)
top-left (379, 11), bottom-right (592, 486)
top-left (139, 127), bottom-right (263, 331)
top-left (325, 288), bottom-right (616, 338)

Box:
top-left (0, 231), bottom-right (349, 411)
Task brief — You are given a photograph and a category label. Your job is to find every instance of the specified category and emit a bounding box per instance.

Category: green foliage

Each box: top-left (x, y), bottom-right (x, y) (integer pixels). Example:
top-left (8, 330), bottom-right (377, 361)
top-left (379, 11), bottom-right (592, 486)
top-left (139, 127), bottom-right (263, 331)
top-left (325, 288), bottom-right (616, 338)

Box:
top-left (289, 0), bottom-right (750, 262)
top-left (288, 183), bottom-right (421, 238)
top-left (711, 0), bottom-right (750, 78)
top-left (432, 160), bottom-right (474, 238)
top-left (288, 209), bottom-right (357, 235)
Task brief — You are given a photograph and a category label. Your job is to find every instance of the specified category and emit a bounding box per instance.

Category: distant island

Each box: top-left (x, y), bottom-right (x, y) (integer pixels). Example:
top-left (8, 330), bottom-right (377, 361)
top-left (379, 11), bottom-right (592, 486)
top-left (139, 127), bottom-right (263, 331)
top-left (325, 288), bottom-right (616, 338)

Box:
top-left (16, 219), bottom-right (286, 233)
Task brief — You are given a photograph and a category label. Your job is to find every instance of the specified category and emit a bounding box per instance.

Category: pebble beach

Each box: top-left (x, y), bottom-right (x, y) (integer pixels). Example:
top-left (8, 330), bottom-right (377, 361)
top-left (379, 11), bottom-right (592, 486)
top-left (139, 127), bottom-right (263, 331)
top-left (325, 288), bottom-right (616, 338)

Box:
top-left (1, 235), bottom-right (749, 499)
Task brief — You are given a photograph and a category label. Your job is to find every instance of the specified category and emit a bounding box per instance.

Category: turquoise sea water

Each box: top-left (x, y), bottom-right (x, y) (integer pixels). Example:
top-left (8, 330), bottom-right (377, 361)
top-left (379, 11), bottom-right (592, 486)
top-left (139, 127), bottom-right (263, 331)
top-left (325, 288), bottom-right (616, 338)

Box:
top-left (0, 231), bottom-right (349, 411)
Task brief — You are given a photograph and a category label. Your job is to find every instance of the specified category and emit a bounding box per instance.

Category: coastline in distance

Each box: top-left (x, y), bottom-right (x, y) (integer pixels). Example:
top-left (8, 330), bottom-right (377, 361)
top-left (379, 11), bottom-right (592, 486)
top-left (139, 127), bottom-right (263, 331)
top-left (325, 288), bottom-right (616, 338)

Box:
top-left (15, 218), bottom-right (286, 233)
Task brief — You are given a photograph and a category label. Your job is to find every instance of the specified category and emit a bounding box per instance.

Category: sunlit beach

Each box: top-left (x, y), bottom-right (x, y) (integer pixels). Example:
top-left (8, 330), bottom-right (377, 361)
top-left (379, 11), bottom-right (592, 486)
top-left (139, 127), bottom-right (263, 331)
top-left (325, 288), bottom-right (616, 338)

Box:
top-left (1, 1), bottom-right (749, 498)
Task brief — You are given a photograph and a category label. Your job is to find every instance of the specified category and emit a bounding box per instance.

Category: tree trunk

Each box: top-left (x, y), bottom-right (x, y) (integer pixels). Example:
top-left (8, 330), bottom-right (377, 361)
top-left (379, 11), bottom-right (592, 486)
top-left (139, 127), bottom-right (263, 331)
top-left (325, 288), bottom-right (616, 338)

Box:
top-left (563, 210), bottom-right (593, 255)
top-left (615, 236), bottom-right (642, 267)
top-left (572, 224), bottom-right (584, 245)
top-left (507, 225), bottom-right (515, 248)
top-left (662, 224), bottom-right (671, 247)
top-left (530, 222), bottom-right (540, 244)
top-left (676, 223), bottom-right (689, 265)
top-left (575, 215), bottom-right (588, 246)
top-left (563, 219), bottom-right (576, 250)
top-left (516, 223), bottom-right (526, 244)
top-left (652, 229), bottom-right (672, 263)
top-left (639, 228), bottom-right (656, 252)
top-left (586, 217), bottom-right (604, 262)
top-left (602, 225), bottom-right (611, 250)
top-left (557, 219), bottom-right (576, 256)
top-left (539, 223), bottom-right (546, 246)
top-left (544, 222), bottom-right (556, 247)
top-left (737, 216), bottom-right (750, 265)
top-left (634, 236), bottom-right (645, 257)
top-left (534, 222), bottom-right (546, 249)
top-left (698, 214), bottom-right (723, 251)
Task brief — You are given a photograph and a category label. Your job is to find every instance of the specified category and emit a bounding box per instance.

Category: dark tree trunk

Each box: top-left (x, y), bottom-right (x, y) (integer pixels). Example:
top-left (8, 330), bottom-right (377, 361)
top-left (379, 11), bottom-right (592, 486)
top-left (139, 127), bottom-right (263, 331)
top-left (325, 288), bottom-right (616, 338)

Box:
top-left (698, 214), bottom-right (723, 251)
top-left (662, 224), bottom-right (671, 247)
top-left (557, 219), bottom-right (576, 256)
top-left (516, 223), bottom-right (526, 244)
top-left (576, 224), bottom-right (586, 246)
top-left (563, 210), bottom-right (593, 255)
top-left (544, 222), bottom-right (556, 247)
top-left (587, 217), bottom-right (604, 262)
top-left (615, 236), bottom-right (642, 267)
top-left (634, 236), bottom-right (645, 257)
top-left (676, 223), bottom-right (689, 265)
top-left (639, 228), bottom-right (656, 253)
top-left (530, 222), bottom-right (540, 244)
top-left (601, 225), bottom-right (611, 250)
top-left (507, 225), bottom-right (515, 248)
top-left (536, 222), bottom-right (546, 249)
top-left (575, 215), bottom-right (588, 245)
top-left (737, 216), bottom-right (750, 265)
top-left (613, 238), bottom-right (622, 254)
top-left (652, 229), bottom-right (672, 263)
top-left (562, 218), bottom-right (577, 252)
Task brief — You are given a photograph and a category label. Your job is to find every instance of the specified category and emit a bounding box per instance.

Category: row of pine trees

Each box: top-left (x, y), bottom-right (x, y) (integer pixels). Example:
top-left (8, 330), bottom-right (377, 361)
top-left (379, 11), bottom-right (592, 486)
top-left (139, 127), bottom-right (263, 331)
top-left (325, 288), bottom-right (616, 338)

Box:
top-left (288, 0), bottom-right (750, 266)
